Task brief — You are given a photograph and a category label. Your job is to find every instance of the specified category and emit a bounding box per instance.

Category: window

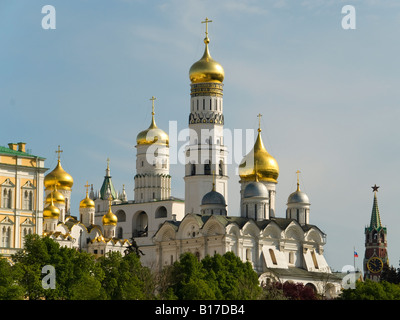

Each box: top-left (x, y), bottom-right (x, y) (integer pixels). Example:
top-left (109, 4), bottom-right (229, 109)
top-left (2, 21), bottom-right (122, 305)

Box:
top-left (191, 163), bottom-right (196, 176)
top-left (219, 161), bottom-right (223, 176)
top-left (204, 161), bottom-right (211, 175)
top-left (269, 249), bottom-right (277, 265)
top-left (246, 248), bottom-right (251, 261)
top-left (1, 226), bottom-right (11, 248)
top-left (311, 250), bottom-right (319, 269)
top-left (289, 252), bottom-right (294, 264)
top-left (2, 189), bottom-right (12, 209)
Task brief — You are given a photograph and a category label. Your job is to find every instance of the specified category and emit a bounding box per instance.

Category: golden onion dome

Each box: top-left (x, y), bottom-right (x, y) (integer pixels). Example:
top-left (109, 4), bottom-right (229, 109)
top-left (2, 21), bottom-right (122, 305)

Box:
top-left (45, 190), bottom-right (65, 205)
top-left (239, 128), bottom-right (279, 183)
top-left (44, 159), bottom-right (74, 191)
top-left (102, 205), bottom-right (118, 226)
top-left (136, 97), bottom-right (169, 146)
top-left (80, 194), bottom-right (95, 209)
top-left (189, 36), bottom-right (224, 84)
top-left (43, 199), bottom-right (60, 220)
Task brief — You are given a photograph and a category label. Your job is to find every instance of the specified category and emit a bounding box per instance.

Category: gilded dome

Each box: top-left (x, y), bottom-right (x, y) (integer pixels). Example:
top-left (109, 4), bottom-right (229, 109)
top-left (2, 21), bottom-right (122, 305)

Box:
top-left (239, 129), bottom-right (279, 183)
top-left (102, 207), bottom-right (118, 226)
top-left (80, 194), bottom-right (95, 209)
top-left (189, 37), bottom-right (224, 84)
top-left (136, 114), bottom-right (169, 146)
top-left (44, 160), bottom-right (74, 191)
top-left (43, 200), bottom-right (60, 220)
top-left (45, 190), bottom-right (65, 205)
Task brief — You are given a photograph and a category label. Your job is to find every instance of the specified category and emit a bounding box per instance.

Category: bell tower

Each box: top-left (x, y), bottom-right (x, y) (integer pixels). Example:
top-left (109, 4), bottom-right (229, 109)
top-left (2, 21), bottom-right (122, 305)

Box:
top-left (363, 184), bottom-right (388, 281)
top-left (184, 18), bottom-right (228, 214)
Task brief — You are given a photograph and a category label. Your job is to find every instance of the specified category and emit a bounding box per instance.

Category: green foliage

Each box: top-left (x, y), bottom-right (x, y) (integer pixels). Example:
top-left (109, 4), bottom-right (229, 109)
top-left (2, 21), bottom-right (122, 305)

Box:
top-left (340, 279), bottom-right (400, 300)
top-left (98, 251), bottom-right (154, 300)
top-left (0, 255), bottom-right (24, 300)
top-left (169, 252), bottom-right (262, 300)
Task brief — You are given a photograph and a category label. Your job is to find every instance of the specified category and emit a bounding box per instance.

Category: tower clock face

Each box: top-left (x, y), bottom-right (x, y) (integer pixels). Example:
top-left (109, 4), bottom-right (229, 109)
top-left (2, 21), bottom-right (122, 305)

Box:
top-left (367, 257), bottom-right (384, 273)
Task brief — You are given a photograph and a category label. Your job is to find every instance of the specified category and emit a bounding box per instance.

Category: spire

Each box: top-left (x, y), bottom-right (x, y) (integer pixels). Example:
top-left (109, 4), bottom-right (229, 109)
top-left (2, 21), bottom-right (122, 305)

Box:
top-left (100, 158), bottom-right (117, 200)
top-left (369, 184), bottom-right (382, 230)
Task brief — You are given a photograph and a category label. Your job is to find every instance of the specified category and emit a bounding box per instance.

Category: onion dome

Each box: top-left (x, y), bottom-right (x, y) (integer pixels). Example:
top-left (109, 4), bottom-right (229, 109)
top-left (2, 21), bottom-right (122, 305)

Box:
top-left (136, 96), bottom-right (169, 146)
top-left (45, 189), bottom-right (65, 205)
top-left (80, 182), bottom-right (95, 209)
top-left (102, 199), bottom-right (118, 226)
top-left (44, 147), bottom-right (74, 191)
top-left (201, 189), bottom-right (226, 206)
top-left (243, 181), bottom-right (269, 198)
top-left (287, 190), bottom-right (310, 205)
top-left (43, 197), bottom-right (60, 219)
top-left (239, 126), bottom-right (279, 183)
top-left (189, 35), bottom-right (224, 84)
top-left (287, 174), bottom-right (310, 205)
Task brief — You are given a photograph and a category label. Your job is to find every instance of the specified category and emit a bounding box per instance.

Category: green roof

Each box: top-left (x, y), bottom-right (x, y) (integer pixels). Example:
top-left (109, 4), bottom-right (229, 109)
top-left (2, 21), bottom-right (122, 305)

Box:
top-left (0, 145), bottom-right (45, 159)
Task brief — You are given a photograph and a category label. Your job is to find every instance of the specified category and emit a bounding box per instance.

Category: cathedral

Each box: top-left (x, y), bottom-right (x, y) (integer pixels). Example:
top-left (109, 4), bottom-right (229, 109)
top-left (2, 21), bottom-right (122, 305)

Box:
top-left (0, 19), bottom-right (343, 298)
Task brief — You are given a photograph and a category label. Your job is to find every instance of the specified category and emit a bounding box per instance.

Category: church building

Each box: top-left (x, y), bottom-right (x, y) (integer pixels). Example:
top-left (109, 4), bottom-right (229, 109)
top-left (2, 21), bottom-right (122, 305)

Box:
top-left (1, 19), bottom-right (344, 298)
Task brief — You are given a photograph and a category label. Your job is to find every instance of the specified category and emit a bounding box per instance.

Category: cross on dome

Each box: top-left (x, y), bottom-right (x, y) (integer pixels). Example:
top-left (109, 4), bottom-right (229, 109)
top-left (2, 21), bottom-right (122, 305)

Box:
top-left (201, 17), bottom-right (212, 38)
top-left (55, 145), bottom-right (63, 161)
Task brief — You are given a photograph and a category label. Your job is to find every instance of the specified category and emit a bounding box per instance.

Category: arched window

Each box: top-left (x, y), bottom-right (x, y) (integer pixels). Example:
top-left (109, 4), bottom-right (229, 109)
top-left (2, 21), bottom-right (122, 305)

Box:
top-left (155, 206), bottom-right (168, 218)
top-left (191, 163), bottom-right (196, 176)
top-left (219, 161), bottom-right (223, 176)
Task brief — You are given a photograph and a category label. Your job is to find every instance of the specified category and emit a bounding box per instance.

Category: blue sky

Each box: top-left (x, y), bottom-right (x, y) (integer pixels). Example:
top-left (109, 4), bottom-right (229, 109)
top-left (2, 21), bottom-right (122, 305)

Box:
top-left (1, 0), bottom-right (400, 272)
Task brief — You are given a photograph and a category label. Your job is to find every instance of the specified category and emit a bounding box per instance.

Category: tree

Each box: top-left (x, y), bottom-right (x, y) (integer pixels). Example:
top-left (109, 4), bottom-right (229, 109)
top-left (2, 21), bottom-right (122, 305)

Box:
top-left (202, 252), bottom-right (262, 300)
top-left (98, 251), bottom-right (154, 300)
top-left (0, 256), bottom-right (24, 300)
top-left (340, 279), bottom-right (400, 300)
top-left (11, 234), bottom-right (105, 300)
top-left (380, 264), bottom-right (400, 284)
top-left (169, 252), bottom-right (217, 300)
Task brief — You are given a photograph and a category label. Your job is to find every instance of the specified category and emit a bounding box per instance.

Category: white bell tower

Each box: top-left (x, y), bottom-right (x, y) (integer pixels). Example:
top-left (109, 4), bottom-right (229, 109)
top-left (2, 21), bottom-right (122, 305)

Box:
top-left (184, 18), bottom-right (228, 214)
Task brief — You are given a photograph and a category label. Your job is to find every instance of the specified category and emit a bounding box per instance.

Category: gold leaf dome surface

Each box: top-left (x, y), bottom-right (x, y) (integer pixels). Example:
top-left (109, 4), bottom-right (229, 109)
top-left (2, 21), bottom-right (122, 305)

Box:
top-left (80, 194), bottom-right (95, 209)
top-left (45, 190), bottom-right (65, 205)
top-left (136, 115), bottom-right (169, 146)
top-left (189, 37), bottom-right (224, 84)
top-left (43, 202), bottom-right (60, 219)
top-left (102, 207), bottom-right (118, 226)
top-left (44, 160), bottom-right (74, 191)
top-left (239, 130), bottom-right (279, 183)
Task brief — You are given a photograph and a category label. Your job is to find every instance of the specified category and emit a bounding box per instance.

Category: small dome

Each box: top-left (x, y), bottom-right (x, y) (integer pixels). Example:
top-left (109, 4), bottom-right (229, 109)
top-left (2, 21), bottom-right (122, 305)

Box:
top-left (189, 37), bottom-right (224, 84)
top-left (43, 203), bottom-right (60, 219)
top-left (80, 194), bottom-right (95, 209)
top-left (44, 160), bottom-right (74, 191)
top-left (243, 181), bottom-right (269, 198)
top-left (201, 189), bottom-right (226, 206)
top-left (287, 190), bottom-right (310, 205)
top-left (45, 190), bottom-right (65, 205)
top-left (239, 130), bottom-right (279, 183)
top-left (136, 115), bottom-right (169, 146)
top-left (102, 207), bottom-right (118, 226)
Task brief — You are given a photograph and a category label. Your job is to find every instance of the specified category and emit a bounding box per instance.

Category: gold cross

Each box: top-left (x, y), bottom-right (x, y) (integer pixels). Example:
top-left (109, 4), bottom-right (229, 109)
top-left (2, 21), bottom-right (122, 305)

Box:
top-left (296, 170), bottom-right (301, 191)
top-left (107, 158), bottom-right (110, 169)
top-left (84, 181), bottom-right (90, 194)
top-left (108, 194), bottom-right (113, 208)
top-left (201, 17), bottom-right (213, 38)
top-left (55, 145), bottom-right (63, 161)
top-left (257, 113), bottom-right (262, 132)
top-left (150, 96), bottom-right (156, 115)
